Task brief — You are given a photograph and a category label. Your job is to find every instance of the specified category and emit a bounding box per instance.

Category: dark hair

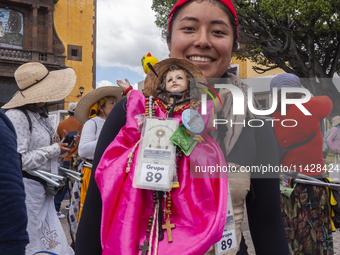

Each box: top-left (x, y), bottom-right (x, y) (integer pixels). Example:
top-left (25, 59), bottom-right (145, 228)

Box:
top-left (167, 0), bottom-right (238, 51)
top-left (156, 64), bottom-right (199, 103)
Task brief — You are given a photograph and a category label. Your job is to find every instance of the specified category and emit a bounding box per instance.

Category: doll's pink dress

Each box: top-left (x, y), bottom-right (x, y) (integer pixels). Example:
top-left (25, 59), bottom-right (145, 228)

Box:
top-left (95, 90), bottom-right (228, 254)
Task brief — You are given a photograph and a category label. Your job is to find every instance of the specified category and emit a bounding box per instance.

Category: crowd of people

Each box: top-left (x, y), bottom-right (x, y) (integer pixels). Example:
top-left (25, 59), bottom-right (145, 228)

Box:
top-left (0, 0), bottom-right (339, 255)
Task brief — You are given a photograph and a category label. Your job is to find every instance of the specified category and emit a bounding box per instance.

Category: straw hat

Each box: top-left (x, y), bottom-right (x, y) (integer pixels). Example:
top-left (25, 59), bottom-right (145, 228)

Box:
top-left (75, 86), bottom-right (122, 124)
top-left (2, 62), bottom-right (76, 109)
top-left (332, 116), bottom-right (340, 127)
top-left (143, 58), bottom-right (206, 97)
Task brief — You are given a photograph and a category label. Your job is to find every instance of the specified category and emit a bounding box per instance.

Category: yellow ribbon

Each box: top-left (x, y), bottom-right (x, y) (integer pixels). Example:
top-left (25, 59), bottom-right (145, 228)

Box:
top-left (325, 177), bottom-right (337, 231)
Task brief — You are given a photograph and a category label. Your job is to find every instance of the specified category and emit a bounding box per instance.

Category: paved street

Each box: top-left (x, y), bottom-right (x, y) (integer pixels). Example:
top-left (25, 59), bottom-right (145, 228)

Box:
top-left (60, 200), bottom-right (73, 246)
top-left (60, 200), bottom-right (340, 254)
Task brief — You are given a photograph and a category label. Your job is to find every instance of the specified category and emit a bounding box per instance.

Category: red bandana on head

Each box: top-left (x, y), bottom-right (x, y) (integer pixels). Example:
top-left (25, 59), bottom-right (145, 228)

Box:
top-left (168, 0), bottom-right (239, 40)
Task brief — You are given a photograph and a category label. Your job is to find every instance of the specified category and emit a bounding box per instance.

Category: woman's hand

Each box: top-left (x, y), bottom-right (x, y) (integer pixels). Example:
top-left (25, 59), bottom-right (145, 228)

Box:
top-left (117, 78), bottom-right (133, 98)
top-left (59, 129), bottom-right (79, 152)
top-left (117, 78), bottom-right (131, 91)
top-left (58, 142), bottom-right (70, 155)
top-left (70, 133), bottom-right (80, 149)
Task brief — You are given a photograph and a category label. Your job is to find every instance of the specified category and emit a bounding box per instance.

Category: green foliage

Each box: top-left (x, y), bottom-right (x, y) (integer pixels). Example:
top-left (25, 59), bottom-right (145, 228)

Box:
top-left (234, 0), bottom-right (340, 77)
top-left (152, 0), bottom-right (178, 37)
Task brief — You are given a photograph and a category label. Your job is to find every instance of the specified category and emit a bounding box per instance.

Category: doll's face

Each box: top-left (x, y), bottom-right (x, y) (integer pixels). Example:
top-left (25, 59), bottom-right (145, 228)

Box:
top-left (165, 69), bottom-right (188, 94)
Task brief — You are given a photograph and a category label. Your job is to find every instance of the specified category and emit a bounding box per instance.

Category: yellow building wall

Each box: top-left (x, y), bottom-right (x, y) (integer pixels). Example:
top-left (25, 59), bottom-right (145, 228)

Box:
top-left (54, 0), bottom-right (95, 109)
top-left (232, 57), bottom-right (285, 78)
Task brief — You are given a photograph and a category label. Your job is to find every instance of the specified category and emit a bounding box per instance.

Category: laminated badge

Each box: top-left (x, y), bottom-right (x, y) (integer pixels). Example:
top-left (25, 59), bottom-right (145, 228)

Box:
top-left (133, 118), bottom-right (178, 191)
top-left (214, 183), bottom-right (238, 254)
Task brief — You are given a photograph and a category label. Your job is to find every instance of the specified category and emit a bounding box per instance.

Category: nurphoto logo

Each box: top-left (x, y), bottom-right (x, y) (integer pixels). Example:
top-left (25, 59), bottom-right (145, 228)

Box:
top-left (199, 83), bottom-right (312, 128)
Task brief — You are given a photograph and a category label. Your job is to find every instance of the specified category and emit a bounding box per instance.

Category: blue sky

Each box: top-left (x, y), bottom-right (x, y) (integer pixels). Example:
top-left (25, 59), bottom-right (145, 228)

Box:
top-left (96, 66), bottom-right (144, 89)
top-left (96, 0), bottom-right (169, 89)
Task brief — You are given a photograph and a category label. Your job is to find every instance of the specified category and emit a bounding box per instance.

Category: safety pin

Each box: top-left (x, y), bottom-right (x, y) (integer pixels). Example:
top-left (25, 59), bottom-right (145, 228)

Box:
top-left (161, 111), bottom-right (169, 120)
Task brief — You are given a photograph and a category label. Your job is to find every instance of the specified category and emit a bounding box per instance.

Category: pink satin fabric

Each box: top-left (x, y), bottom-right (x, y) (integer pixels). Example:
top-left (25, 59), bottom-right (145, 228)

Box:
top-left (95, 90), bottom-right (228, 254)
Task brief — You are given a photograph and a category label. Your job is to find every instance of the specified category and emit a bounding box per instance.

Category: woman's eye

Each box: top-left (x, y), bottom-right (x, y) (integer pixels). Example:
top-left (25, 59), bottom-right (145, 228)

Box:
top-left (212, 30), bottom-right (226, 35)
top-left (181, 26), bottom-right (194, 31)
top-left (168, 78), bottom-right (172, 82)
top-left (177, 76), bottom-right (183, 80)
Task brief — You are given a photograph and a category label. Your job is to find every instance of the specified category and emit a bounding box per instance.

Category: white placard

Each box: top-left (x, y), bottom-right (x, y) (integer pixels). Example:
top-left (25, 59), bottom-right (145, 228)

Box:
top-left (133, 118), bottom-right (178, 191)
top-left (214, 182), bottom-right (238, 254)
top-left (216, 229), bottom-right (237, 253)
top-left (140, 163), bottom-right (169, 185)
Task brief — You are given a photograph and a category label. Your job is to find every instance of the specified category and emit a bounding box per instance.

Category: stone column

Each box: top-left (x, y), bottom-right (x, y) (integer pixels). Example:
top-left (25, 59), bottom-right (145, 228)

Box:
top-left (32, 4), bottom-right (39, 50)
top-left (47, 7), bottom-right (53, 52)
top-left (31, 4), bottom-right (39, 61)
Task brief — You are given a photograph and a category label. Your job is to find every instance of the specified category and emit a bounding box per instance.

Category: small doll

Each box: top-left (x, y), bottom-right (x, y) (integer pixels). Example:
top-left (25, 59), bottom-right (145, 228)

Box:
top-left (96, 58), bottom-right (229, 255)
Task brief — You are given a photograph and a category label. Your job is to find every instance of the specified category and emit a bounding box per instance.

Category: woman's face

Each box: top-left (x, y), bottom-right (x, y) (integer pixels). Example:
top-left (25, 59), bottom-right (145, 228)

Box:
top-left (101, 96), bottom-right (116, 117)
top-left (167, 1), bottom-right (234, 79)
top-left (165, 69), bottom-right (188, 93)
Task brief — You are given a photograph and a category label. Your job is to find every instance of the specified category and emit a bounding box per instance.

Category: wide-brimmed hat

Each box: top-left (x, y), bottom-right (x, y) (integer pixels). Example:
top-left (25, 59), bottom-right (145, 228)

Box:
top-left (75, 86), bottom-right (122, 124)
top-left (332, 116), bottom-right (340, 127)
top-left (2, 62), bottom-right (76, 109)
top-left (143, 58), bottom-right (206, 97)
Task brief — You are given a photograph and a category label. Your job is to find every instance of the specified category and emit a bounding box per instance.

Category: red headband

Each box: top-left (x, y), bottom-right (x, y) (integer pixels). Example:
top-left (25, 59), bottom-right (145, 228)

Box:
top-left (168, 0), bottom-right (239, 40)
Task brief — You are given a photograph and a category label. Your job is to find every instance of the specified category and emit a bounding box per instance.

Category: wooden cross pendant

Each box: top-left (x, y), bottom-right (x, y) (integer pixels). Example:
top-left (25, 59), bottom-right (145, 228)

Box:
top-left (138, 240), bottom-right (149, 255)
top-left (162, 219), bottom-right (176, 242)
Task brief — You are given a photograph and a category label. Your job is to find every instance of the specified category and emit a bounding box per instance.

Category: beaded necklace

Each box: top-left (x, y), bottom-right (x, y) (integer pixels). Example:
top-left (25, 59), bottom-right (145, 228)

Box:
top-left (137, 96), bottom-right (175, 254)
top-left (33, 112), bottom-right (60, 144)
top-left (154, 98), bottom-right (201, 116)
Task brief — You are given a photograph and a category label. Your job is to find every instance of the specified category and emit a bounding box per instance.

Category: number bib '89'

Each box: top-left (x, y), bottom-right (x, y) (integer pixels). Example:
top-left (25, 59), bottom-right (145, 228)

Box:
top-left (133, 118), bottom-right (178, 191)
top-left (214, 182), bottom-right (238, 254)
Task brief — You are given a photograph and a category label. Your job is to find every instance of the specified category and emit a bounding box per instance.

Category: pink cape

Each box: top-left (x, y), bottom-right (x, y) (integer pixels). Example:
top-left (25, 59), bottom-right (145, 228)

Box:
top-left (95, 90), bottom-right (228, 254)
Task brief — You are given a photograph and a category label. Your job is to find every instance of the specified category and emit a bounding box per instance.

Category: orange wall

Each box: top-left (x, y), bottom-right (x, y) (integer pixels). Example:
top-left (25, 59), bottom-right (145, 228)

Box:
top-left (54, 0), bottom-right (96, 109)
top-left (232, 57), bottom-right (285, 78)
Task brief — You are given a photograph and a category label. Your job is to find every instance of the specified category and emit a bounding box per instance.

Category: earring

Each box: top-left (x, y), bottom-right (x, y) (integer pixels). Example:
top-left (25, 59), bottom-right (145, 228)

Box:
top-left (230, 59), bottom-right (233, 65)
